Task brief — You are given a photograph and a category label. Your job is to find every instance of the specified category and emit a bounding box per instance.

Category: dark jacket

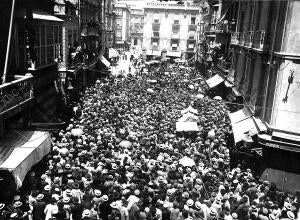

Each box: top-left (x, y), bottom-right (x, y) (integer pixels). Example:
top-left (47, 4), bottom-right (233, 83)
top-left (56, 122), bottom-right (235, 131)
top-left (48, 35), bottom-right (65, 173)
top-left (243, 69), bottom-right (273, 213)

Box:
top-left (32, 201), bottom-right (47, 220)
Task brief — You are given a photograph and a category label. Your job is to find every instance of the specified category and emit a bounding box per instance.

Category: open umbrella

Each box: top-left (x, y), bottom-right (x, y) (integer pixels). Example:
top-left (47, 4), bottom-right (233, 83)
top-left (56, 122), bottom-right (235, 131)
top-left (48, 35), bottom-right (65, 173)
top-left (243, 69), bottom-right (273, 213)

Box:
top-left (119, 140), bottom-right (132, 148)
top-left (179, 156), bottom-right (195, 167)
top-left (196, 94), bottom-right (204, 99)
top-left (71, 128), bottom-right (83, 137)
top-left (147, 88), bottom-right (155, 93)
top-left (213, 96), bottom-right (222, 100)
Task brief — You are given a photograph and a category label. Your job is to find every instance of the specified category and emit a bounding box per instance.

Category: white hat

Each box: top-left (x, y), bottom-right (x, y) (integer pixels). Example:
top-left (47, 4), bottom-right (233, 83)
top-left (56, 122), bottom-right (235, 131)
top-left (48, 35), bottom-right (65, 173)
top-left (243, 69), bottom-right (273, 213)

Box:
top-left (110, 202), bottom-right (118, 209)
top-left (82, 209), bottom-right (91, 218)
top-left (287, 211), bottom-right (295, 220)
top-left (94, 189), bottom-right (101, 196)
top-left (102, 195), bottom-right (109, 202)
top-left (44, 185), bottom-right (51, 191)
top-left (36, 194), bottom-right (44, 201)
top-left (195, 201), bottom-right (202, 210)
top-left (186, 199), bottom-right (194, 207)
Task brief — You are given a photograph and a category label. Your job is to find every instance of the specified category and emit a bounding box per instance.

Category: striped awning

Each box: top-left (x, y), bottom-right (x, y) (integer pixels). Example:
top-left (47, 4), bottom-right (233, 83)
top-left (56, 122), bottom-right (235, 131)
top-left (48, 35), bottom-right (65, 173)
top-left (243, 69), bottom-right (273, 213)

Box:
top-left (0, 131), bottom-right (51, 188)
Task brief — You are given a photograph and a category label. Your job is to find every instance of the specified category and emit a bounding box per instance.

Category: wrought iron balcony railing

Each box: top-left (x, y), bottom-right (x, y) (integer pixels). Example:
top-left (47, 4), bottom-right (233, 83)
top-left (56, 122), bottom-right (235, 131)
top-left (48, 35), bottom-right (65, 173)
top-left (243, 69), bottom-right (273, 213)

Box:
top-left (0, 74), bottom-right (34, 115)
top-left (244, 31), bottom-right (253, 47)
top-left (231, 30), bottom-right (269, 51)
top-left (253, 30), bottom-right (269, 51)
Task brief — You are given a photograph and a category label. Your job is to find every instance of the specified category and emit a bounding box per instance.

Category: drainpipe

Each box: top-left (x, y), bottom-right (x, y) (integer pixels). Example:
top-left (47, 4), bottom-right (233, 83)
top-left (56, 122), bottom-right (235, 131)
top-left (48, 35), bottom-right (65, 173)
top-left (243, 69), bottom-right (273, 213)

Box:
top-left (262, 1), bottom-right (281, 120)
top-left (2, 0), bottom-right (16, 84)
top-left (78, 0), bottom-right (81, 45)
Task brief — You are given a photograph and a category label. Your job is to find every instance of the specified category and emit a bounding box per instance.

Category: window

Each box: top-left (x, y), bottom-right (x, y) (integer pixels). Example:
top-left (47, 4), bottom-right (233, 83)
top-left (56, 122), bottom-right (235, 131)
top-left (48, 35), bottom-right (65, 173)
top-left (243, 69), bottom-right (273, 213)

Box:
top-left (153, 32), bottom-right (159, 37)
top-left (152, 23), bottom-right (160, 32)
top-left (153, 19), bottom-right (159, 24)
top-left (151, 38), bottom-right (159, 49)
top-left (171, 39), bottom-right (179, 51)
top-left (134, 38), bottom-right (138, 45)
top-left (191, 17), bottom-right (196, 25)
top-left (172, 24), bottom-right (180, 34)
top-left (29, 22), bottom-right (63, 68)
top-left (174, 20), bottom-right (179, 25)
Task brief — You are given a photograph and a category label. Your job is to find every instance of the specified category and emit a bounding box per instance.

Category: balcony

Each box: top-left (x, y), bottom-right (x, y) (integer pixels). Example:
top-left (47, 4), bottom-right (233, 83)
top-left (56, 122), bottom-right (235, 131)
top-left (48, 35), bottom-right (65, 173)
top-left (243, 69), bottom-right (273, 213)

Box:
top-left (231, 30), bottom-right (269, 51)
top-left (151, 45), bottom-right (159, 50)
top-left (215, 22), bottom-right (228, 33)
top-left (244, 31), bottom-right (253, 47)
top-left (231, 32), bottom-right (240, 44)
top-left (253, 30), bottom-right (269, 51)
top-left (204, 23), bottom-right (216, 33)
top-left (188, 24), bottom-right (197, 32)
top-left (0, 74), bottom-right (34, 115)
top-left (216, 59), bottom-right (230, 72)
top-left (81, 26), bottom-right (99, 37)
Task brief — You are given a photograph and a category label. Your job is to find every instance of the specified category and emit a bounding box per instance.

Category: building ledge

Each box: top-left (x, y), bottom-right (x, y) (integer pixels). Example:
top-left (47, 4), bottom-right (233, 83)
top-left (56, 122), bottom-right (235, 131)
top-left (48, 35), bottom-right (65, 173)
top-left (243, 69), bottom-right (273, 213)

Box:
top-left (258, 133), bottom-right (300, 153)
top-left (273, 52), bottom-right (300, 60)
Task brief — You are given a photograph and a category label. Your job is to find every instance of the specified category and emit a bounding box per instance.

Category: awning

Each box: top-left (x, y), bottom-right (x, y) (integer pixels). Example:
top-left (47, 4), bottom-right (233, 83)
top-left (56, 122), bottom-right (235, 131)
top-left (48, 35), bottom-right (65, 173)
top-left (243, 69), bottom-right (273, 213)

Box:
top-left (0, 131), bottom-right (51, 188)
top-left (109, 48), bottom-right (119, 58)
top-left (100, 55), bottom-right (111, 68)
top-left (231, 117), bottom-right (258, 143)
top-left (181, 106), bottom-right (198, 115)
top-left (261, 168), bottom-right (300, 194)
top-left (176, 122), bottom-right (199, 132)
top-left (229, 107), bottom-right (252, 124)
top-left (178, 112), bottom-right (199, 122)
top-left (206, 74), bottom-right (224, 88)
top-left (146, 50), bottom-right (161, 56)
top-left (167, 51), bottom-right (181, 58)
top-left (229, 108), bottom-right (258, 143)
top-left (30, 11), bottom-right (63, 22)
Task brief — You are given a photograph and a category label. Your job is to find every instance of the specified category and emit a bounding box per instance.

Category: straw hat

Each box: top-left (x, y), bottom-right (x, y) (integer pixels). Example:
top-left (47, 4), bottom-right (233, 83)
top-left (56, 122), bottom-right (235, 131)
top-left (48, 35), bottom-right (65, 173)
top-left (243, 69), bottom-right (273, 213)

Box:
top-left (195, 201), bottom-right (201, 210)
top-left (110, 202), bottom-right (118, 209)
top-left (94, 189), bottom-right (101, 197)
top-left (0, 203), bottom-right (5, 210)
top-left (13, 201), bottom-right (22, 208)
top-left (102, 195), bottom-right (109, 202)
top-left (186, 199), bottom-right (194, 207)
top-left (44, 185), bottom-right (51, 191)
top-left (63, 197), bottom-right (70, 203)
top-left (287, 211), bottom-right (295, 220)
top-left (36, 194), bottom-right (44, 201)
top-left (82, 209), bottom-right (91, 218)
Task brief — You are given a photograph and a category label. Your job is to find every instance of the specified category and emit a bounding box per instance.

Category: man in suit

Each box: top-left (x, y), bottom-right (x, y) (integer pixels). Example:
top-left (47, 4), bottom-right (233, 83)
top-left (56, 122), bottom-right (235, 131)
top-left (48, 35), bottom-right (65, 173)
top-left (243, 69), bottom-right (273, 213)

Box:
top-left (32, 194), bottom-right (46, 220)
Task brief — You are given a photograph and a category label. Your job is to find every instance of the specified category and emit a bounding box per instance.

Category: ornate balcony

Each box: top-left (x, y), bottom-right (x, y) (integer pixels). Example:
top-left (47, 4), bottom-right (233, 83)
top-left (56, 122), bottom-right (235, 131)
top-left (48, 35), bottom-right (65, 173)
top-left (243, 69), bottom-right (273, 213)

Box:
top-left (244, 31), bottom-right (253, 47)
top-left (231, 30), bottom-right (269, 51)
top-left (216, 59), bottom-right (230, 72)
top-left (188, 24), bottom-right (197, 33)
top-left (231, 32), bottom-right (240, 45)
top-left (215, 22), bottom-right (228, 33)
top-left (253, 30), bottom-right (269, 51)
top-left (0, 74), bottom-right (34, 115)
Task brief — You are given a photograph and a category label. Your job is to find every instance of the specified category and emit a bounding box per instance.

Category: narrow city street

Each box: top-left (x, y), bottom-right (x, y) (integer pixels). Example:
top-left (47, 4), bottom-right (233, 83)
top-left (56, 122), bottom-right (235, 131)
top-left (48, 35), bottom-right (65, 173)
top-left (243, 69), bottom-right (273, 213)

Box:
top-left (0, 0), bottom-right (300, 219)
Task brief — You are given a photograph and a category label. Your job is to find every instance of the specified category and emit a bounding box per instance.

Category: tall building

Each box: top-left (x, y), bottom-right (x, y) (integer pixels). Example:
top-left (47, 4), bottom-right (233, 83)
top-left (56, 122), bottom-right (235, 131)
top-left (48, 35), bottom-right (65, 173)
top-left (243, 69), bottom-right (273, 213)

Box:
top-left (143, 1), bottom-right (201, 60)
top-left (105, 0), bottom-right (117, 50)
top-left (115, 2), bottom-right (131, 50)
top-left (129, 6), bottom-right (144, 51)
top-left (228, 0), bottom-right (300, 193)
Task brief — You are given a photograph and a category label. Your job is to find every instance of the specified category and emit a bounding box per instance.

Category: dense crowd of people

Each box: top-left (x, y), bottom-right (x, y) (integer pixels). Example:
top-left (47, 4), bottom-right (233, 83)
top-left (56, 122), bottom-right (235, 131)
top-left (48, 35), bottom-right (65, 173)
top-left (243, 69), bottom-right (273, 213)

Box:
top-left (1, 63), bottom-right (299, 220)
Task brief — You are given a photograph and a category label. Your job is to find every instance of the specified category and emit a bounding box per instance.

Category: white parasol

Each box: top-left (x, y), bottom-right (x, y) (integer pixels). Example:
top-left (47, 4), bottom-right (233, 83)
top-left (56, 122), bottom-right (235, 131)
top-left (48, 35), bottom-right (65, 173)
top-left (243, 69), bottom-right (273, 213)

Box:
top-left (213, 96), bottom-right (222, 100)
top-left (179, 156), bottom-right (196, 167)
top-left (119, 140), bottom-right (132, 148)
top-left (147, 88), bottom-right (155, 93)
top-left (196, 94), bottom-right (204, 99)
top-left (71, 128), bottom-right (83, 137)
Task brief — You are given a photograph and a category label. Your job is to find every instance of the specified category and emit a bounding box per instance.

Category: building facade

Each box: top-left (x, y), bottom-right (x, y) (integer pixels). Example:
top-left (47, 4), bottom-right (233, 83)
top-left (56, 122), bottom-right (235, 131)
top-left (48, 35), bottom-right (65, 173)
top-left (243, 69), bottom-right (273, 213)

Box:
top-left (143, 1), bottom-right (201, 60)
top-left (229, 0), bottom-right (300, 193)
top-left (129, 7), bottom-right (144, 51)
top-left (115, 2), bottom-right (131, 51)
